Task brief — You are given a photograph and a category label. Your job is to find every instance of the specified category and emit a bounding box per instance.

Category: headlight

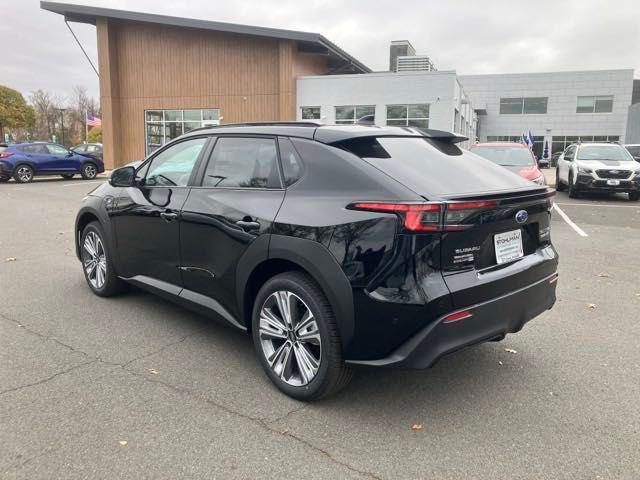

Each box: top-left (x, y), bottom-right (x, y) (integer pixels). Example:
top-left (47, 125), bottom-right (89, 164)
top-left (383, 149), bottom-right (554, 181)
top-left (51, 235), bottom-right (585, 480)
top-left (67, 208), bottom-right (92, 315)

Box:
top-left (532, 175), bottom-right (545, 185)
top-left (578, 166), bottom-right (593, 174)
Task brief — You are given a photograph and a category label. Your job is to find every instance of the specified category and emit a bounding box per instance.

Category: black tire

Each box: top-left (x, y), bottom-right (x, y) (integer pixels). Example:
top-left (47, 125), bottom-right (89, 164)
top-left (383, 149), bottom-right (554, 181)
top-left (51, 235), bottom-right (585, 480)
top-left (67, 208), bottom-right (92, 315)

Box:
top-left (61, 173), bottom-right (75, 179)
top-left (13, 164), bottom-right (34, 183)
top-left (629, 192), bottom-right (640, 201)
top-left (80, 162), bottom-right (98, 180)
top-left (555, 168), bottom-right (566, 191)
top-left (252, 271), bottom-right (352, 401)
top-left (0, 176), bottom-right (9, 183)
top-left (80, 221), bottom-right (126, 297)
top-left (568, 172), bottom-right (579, 198)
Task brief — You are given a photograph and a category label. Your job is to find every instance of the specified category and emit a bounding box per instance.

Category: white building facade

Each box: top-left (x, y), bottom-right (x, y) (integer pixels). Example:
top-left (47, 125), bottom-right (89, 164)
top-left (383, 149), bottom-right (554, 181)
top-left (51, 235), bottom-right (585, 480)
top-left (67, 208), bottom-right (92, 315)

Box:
top-left (459, 69), bottom-right (634, 157)
top-left (296, 71), bottom-right (478, 149)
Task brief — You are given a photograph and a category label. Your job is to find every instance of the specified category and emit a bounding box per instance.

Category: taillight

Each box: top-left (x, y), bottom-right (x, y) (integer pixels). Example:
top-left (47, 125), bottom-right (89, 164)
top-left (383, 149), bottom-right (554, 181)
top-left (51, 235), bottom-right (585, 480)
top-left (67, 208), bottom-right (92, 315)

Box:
top-left (0, 151), bottom-right (13, 159)
top-left (348, 200), bottom-right (497, 232)
top-left (443, 309), bottom-right (473, 323)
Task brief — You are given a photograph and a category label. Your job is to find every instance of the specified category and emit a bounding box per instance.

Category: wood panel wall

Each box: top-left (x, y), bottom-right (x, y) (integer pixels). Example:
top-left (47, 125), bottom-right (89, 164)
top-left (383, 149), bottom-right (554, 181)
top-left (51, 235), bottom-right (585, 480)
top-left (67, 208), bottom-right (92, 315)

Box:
top-left (95, 18), bottom-right (330, 168)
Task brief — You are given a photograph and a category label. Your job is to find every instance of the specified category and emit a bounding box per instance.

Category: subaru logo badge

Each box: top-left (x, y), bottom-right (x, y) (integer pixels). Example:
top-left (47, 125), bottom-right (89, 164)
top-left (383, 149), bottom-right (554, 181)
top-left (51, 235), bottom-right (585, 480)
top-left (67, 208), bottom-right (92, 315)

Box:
top-left (515, 210), bottom-right (528, 224)
top-left (610, 170), bottom-right (619, 174)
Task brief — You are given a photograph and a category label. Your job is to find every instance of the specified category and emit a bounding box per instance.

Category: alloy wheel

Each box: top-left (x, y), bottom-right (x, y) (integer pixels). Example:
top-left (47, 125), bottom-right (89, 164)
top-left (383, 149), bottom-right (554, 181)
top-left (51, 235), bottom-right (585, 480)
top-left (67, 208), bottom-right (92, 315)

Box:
top-left (84, 164), bottom-right (97, 179)
top-left (17, 166), bottom-right (33, 182)
top-left (258, 290), bottom-right (322, 386)
top-left (82, 231), bottom-right (107, 289)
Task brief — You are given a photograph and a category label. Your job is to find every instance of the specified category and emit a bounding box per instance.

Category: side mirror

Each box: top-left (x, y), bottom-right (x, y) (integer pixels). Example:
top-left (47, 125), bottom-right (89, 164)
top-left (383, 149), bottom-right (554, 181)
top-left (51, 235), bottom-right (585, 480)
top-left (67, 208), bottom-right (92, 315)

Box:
top-left (66, 151), bottom-right (74, 157)
top-left (110, 165), bottom-right (136, 187)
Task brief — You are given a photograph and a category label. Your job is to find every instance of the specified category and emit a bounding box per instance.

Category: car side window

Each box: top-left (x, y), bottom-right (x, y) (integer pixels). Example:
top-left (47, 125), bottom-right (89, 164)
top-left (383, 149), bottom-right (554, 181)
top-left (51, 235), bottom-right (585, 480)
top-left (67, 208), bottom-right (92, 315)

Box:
top-left (47, 144), bottom-right (69, 155)
top-left (203, 137), bottom-right (281, 189)
top-left (87, 145), bottom-right (99, 153)
top-left (278, 137), bottom-right (304, 187)
top-left (144, 137), bottom-right (207, 187)
top-left (75, 145), bottom-right (87, 152)
top-left (564, 146), bottom-right (575, 161)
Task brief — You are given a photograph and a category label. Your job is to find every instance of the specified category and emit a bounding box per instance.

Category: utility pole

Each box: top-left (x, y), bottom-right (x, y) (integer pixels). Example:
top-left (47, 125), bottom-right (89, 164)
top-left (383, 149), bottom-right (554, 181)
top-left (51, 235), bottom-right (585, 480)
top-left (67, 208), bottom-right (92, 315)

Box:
top-left (59, 108), bottom-right (67, 146)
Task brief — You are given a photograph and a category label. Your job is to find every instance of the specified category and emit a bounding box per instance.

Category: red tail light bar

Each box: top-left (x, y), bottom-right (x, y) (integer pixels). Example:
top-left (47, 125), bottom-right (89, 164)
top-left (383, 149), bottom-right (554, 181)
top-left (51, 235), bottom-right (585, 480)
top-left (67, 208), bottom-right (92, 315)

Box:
top-left (0, 151), bottom-right (13, 159)
top-left (348, 200), bottom-right (497, 232)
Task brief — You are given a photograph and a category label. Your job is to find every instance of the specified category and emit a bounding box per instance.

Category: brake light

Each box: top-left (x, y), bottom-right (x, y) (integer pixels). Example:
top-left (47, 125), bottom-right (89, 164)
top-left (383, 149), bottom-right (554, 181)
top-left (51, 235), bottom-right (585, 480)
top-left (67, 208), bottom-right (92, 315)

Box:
top-left (348, 200), bottom-right (497, 232)
top-left (0, 151), bottom-right (13, 159)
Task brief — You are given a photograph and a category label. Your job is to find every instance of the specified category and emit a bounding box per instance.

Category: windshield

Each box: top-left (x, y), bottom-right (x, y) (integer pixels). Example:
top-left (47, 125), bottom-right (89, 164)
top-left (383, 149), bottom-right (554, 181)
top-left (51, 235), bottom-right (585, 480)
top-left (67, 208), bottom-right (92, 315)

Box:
top-left (577, 145), bottom-right (633, 161)
top-left (471, 146), bottom-right (534, 166)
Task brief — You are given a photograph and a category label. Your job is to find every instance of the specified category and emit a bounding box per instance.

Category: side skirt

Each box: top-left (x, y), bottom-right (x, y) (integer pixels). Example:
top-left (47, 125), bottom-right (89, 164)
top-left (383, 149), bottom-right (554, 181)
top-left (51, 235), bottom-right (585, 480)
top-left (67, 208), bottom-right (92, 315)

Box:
top-left (123, 275), bottom-right (247, 332)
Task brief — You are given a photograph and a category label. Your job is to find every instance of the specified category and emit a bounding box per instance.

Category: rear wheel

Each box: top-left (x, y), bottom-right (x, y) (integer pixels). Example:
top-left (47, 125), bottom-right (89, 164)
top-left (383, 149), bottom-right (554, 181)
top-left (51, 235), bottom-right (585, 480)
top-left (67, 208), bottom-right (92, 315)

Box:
top-left (61, 173), bottom-right (74, 179)
top-left (555, 168), bottom-right (566, 191)
top-left (80, 222), bottom-right (126, 297)
top-left (81, 163), bottom-right (98, 180)
top-left (568, 172), bottom-right (579, 198)
top-left (252, 271), bottom-right (352, 400)
top-left (13, 164), bottom-right (34, 183)
top-left (0, 176), bottom-right (9, 183)
top-left (629, 192), bottom-right (640, 201)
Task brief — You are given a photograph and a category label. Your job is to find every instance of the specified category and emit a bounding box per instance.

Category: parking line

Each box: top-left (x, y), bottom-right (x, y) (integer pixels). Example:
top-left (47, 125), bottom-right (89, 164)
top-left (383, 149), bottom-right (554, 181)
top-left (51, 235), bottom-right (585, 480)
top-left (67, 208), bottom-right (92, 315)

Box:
top-left (556, 202), bottom-right (639, 209)
top-left (62, 181), bottom-right (105, 187)
top-left (553, 204), bottom-right (588, 237)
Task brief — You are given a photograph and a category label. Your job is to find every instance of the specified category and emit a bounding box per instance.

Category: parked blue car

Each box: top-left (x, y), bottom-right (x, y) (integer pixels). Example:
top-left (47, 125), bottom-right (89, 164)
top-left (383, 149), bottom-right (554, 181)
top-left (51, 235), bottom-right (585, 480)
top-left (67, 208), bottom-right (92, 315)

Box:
top-left (0, 142), bottom-right (105, 183)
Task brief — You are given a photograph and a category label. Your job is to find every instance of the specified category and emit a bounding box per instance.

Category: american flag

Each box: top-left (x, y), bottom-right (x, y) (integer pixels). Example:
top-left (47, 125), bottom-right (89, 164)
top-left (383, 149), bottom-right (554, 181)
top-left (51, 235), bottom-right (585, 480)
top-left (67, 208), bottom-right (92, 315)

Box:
top-left (86, 113), bottom-right (102, 127)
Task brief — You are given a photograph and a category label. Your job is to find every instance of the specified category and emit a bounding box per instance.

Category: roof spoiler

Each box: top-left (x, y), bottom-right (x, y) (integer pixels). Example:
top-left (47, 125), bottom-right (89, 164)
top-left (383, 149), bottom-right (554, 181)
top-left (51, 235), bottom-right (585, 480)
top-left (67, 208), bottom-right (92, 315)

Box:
top-left (414, 128), bottom-right (468, 144)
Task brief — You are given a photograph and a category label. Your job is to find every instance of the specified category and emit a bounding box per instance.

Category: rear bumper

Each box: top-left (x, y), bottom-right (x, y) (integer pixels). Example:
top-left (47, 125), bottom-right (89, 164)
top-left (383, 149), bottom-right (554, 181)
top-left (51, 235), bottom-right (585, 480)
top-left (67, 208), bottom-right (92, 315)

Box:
top-left (0, 162), bottom-right (13, 177)
top-left (346, 272), bottom-right (557, 369)
top-left (576, 174), bottom-right (640, 193)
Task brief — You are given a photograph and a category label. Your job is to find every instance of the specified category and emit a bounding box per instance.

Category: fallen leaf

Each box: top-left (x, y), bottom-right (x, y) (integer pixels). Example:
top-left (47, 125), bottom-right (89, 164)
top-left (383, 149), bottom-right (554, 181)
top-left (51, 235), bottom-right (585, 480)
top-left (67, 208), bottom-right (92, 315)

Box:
top-left (5, 257), bottom-right (16, 262)
top-left (498, 361), bottom-right (503, 365)
top-left (148, 368), bottom-right (158, 375)
top-left (587, 303), bottom-right (597, 310)
top-left (505, 348), bottom-right (517, 354)
top-left (411, 424), bottom-right (423, 431)
top-left (118, 440), bottom-right (128, 446)
top-left (597, 273), bottom-right (610, 278)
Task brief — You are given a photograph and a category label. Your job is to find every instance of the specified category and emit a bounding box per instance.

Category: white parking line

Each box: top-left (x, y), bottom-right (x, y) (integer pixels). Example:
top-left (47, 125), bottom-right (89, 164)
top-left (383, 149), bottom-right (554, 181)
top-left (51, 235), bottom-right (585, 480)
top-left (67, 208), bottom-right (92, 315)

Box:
top-left (552, 204), bottom-right (588, 237)
top-left (62, 181), bottom-right (105, 187)
top-left (556, 202), bottom-right (639, 209)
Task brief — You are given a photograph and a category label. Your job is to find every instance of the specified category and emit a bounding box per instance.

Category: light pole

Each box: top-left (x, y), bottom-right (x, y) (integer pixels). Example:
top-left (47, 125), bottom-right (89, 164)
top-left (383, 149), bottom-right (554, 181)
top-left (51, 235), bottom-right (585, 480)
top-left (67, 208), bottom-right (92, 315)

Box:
top-left (58, 108), bottom-right (67, 146)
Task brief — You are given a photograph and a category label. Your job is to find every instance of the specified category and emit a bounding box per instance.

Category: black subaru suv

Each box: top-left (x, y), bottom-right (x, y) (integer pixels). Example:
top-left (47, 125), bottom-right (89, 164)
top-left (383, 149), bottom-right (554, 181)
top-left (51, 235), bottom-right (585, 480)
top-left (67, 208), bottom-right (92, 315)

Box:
top-left (75, 123), bottom-right (558, 400)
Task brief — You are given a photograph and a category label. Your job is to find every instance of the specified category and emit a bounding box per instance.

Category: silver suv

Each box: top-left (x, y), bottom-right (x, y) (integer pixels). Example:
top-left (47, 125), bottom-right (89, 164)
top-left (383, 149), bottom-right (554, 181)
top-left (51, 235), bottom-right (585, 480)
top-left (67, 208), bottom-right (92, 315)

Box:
top-left (555, 143), bottom-right (640, 200)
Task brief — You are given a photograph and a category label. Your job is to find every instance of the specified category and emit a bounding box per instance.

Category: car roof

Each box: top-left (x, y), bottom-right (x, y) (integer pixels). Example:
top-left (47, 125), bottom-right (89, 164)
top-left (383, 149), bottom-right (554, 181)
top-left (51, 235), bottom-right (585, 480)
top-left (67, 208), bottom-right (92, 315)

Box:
top-left (471, 142), bottom-right (527, 148)
top-left (182, 122), bottom-right (468, 145)
top-left (573, 142), bottom-right (624, 148)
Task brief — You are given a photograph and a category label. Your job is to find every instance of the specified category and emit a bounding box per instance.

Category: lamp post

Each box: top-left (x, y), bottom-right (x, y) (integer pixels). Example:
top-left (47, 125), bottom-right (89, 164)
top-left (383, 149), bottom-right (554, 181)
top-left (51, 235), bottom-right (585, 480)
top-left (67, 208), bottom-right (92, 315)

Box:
top-left (58, 108), bottom-right (67, 146)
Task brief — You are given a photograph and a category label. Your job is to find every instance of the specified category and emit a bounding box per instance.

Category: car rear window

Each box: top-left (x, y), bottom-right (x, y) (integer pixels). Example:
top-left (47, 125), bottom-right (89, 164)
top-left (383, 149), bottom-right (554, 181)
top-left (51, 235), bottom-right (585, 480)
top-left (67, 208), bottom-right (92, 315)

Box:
top-left (471, 145), bottom-right (534, 166)
top-left (577, 145), bottom-right (633, 161)
top-left (336, 136), bottom-right (534, 197)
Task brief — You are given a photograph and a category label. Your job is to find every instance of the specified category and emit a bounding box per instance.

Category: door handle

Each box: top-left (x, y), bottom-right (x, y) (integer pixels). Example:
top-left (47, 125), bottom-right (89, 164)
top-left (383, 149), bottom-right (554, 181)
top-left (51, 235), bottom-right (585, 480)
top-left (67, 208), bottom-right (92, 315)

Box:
top-left (236, 220), bottom-right (260, 231)
top-left (160, 211), bottom-right (179, 222)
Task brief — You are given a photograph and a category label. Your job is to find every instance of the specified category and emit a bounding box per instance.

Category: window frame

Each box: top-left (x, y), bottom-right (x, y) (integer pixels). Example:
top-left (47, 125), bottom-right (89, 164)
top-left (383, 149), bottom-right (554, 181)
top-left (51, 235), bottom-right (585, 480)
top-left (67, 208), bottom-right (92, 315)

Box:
top-left (300, 106), bottom-right (321, 120)
top-left (277, 136), bottom-right (306, 187)
top-left (499, 97), bottom-right (548, 115)
top-left (335, 105), bottom-right (376, 125)
top-left (385, 103), bottom-right (430, 128)
top-left (193, 135), bottom-right (284, 191)
top-left (576, 95), bottom-right (614, 114)
top-left (137, 135), bottom-right (212, 188)
top-left (144, 108), bottom-right (220, 155)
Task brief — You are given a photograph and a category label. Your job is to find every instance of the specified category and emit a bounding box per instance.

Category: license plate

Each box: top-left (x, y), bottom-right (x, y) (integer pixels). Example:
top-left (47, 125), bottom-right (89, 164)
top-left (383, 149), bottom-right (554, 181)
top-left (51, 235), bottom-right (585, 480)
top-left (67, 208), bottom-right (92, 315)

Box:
top-left (607, 179), bottom-right (620, 186)
top-left (494, 229), bottom-right (524, 265)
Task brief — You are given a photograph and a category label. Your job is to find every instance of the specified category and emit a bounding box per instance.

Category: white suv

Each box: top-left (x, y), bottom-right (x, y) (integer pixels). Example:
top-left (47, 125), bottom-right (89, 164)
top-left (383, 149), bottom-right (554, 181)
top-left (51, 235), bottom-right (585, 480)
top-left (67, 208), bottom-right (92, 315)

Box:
top-left (555, 143), bottom-right (640, 201)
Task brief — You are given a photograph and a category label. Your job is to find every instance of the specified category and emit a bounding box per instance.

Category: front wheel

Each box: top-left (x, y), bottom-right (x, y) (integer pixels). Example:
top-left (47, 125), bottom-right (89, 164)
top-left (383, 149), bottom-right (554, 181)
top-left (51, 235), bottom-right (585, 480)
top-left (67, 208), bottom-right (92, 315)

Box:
top-left (80, 163), bottom-right (98, 180)
top-left (80, 222), bottom-right (126, 297)
top-left (629, 192), bottom-right (640, 201)
top-left (252, 272), bottom-right (352, 401)
top-left (555, 168), bottom-right (566, 191)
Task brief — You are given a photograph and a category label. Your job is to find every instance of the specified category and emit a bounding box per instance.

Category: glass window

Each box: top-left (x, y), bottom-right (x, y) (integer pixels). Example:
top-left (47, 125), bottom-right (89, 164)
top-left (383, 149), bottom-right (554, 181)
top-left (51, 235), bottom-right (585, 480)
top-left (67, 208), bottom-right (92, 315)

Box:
top-left (203, 137), bottom-right (280, 189)
top-left (386, 104), bottom-right (429, 128)
top-left (499, 98), bottom-right (524, 114)
top-left (577, 96), bottom-right (613, 113)
top-left (335, 105), bottom-right (375, 124)
top-left (145, 109), bottom-right (220, 154)
top-left (576, 144), bottom-right (632, 161)
top-left (86, 145), bottom-right (100, 153)
top-left (47, 144), bottom-right (69, 155)
top-left (523, 97), bottom-right (548, 114)
top-left (23, 144), bottom-right (48, 154)
top-left (301, 107), bottom-right (320, 120)
top-left (471, 145), bottom-right (534, 166)
top-left (145, 137), bottom-right (206, 187)
top-left (278, 138), bottom-right (304, 186)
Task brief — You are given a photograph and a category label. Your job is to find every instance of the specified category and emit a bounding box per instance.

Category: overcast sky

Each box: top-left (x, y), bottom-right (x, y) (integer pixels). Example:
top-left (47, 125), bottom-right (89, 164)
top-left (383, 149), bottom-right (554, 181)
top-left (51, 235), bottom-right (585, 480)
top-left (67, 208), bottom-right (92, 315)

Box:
top-left (1, 0), bottom-right (639, 102)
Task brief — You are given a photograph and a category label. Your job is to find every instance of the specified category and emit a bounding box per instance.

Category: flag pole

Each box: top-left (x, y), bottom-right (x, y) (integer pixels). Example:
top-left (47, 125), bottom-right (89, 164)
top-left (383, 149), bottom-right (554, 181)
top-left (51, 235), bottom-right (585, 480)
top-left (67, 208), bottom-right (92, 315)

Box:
top-left (85, 111), bottom-right (89, 143)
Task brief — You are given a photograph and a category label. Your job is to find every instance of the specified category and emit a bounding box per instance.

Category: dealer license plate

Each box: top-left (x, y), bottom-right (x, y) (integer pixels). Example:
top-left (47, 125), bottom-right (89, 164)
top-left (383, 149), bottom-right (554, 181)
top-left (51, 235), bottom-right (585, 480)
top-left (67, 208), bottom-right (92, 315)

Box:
top-left (494, 229), bottom-right (524, 265)
top-left (607, 179), bottom-right (620, 186)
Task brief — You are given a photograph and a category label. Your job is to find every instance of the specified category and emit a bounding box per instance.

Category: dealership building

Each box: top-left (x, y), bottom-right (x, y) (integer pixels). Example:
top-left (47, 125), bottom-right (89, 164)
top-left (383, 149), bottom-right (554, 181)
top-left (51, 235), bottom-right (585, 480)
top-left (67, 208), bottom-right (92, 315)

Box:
top-left (43, 2), bottom-right (638, 168)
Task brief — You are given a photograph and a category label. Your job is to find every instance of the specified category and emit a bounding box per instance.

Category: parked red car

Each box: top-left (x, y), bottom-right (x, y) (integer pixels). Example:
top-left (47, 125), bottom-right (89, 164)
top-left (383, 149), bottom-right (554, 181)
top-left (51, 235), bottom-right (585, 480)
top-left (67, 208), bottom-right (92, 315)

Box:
top-left (470, 142), bottom-right (546, 185)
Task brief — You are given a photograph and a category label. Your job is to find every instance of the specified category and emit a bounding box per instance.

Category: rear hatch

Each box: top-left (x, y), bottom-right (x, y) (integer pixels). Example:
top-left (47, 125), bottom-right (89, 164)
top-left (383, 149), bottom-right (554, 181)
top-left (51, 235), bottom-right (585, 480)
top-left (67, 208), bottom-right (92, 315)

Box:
top-left (336, 134), bottom-right (557, 308)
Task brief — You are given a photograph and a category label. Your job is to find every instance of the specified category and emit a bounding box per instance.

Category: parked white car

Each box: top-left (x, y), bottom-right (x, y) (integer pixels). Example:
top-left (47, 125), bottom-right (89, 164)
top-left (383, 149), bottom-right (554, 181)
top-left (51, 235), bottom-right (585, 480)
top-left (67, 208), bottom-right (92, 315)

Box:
top-left (555, 143), bottom-right (640, 200)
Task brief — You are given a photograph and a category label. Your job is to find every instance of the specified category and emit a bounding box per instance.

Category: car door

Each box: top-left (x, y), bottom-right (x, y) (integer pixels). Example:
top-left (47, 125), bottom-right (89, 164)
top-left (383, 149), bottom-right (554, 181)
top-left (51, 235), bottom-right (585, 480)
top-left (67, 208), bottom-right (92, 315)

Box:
top-left (179, 135), bottom-right (286, 321)
top-left (111, 136), bottom-right (209, 290)
top-left (559, 145), bottom-right (575, 183)
top-left (44, 144), bottom-right (76, 172)
top-left (18, 144), bottom-right (50, 172)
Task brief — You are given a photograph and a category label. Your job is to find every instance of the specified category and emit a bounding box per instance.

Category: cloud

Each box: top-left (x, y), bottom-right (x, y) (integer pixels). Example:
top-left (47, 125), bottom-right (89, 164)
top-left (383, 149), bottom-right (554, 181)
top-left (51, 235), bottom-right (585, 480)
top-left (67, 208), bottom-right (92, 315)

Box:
top-left (1, 0), bottom-right (638, 101)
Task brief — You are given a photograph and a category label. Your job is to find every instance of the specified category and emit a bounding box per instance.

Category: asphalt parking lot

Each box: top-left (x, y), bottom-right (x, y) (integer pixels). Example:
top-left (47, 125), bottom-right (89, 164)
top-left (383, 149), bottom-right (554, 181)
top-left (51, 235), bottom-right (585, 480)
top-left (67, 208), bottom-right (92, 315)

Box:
top-left (1, 173), bottom-right (639, 480)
